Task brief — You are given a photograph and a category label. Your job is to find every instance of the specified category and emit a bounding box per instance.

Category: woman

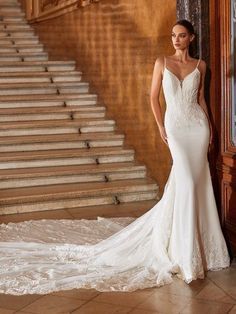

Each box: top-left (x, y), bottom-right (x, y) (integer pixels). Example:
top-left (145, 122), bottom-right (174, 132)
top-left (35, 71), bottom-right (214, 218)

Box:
top-left (0, 20), bottom-right (230, 295)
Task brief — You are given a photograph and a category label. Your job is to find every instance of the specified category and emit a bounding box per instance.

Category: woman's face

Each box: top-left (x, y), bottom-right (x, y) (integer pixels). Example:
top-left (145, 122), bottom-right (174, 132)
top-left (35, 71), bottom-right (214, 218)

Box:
top-left (171, 24), bottom-right (194, 51)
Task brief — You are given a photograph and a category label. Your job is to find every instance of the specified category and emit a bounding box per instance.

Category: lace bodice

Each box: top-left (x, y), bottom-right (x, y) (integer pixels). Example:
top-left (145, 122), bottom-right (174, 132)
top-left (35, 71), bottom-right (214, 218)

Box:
top-left (162, 60), bottom-right (207, 128)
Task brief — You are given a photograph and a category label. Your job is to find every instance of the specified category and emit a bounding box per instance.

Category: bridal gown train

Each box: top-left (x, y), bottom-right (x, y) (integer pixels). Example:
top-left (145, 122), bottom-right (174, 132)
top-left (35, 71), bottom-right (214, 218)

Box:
top-left (0, 59), bottom-right (230, 295)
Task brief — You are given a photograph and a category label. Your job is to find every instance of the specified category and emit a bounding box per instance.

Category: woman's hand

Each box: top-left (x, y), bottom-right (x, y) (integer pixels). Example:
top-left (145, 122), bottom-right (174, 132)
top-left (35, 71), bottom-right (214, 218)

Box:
top-left (159, 126), bottom-right (168, 145)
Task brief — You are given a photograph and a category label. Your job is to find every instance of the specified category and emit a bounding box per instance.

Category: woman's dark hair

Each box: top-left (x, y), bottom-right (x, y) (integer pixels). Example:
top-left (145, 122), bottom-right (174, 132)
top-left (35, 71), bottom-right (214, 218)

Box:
top-left (173, 19), bottom-right (195, 35)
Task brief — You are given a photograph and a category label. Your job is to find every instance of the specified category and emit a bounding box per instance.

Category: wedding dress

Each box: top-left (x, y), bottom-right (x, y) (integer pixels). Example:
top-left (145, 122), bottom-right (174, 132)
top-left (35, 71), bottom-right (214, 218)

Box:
top-left (0, 58), bottom-right (230, 295)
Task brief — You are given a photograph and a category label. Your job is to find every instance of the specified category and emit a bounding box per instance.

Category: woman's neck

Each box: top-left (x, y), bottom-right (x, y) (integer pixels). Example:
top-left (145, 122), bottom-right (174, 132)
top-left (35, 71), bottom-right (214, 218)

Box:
top-left (173, 50), bottom-right (191, 63)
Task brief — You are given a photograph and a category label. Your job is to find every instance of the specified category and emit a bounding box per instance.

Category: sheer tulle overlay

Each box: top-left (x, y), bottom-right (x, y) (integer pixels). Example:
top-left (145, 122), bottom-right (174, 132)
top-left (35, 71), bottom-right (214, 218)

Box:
top-left (0, 60), bottom-right (230, 295)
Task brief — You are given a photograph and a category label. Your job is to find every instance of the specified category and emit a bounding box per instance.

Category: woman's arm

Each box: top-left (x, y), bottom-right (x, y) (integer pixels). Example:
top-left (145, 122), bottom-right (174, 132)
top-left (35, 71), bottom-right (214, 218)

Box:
top-left (150, 57), bottom-right (168, 145)
top-left (198, 60), bottom-right (213, 145)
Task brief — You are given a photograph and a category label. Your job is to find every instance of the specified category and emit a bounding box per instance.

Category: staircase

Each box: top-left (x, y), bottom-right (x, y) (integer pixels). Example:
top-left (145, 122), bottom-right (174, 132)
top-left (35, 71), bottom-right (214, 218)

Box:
top-left (0, 0), bottom-right (159, 215)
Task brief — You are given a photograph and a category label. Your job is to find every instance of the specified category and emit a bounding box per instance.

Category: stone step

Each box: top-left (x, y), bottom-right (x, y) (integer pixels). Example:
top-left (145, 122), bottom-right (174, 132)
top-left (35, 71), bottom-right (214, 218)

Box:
top-left (0, 1), bottom-right (20, 6)
top-left (0, 119), bottom-right (116, 136)
top-left (0, 11), bottom-right (25, 17)
top-left (0, 7), bottom-right (22, 13)
top-left (0, 81), bottom-right (89, 95)
top-left (0, 24), bottom-right (31, 30)
top-left (0, 132), bottom-right (124, 152)
top-left (0, 147), bottom-right (135, 169)
top-left (0, 44), bottom-right (44, 52)
top-left (0, 200), bottom-right (157, 222)
top-left (0, 60), bottom-right (76, 72)
top-left (0, 19), bottom-right (29, 24)
top-left (0, 52), bottom-right (48, 62)
top-left (0, 5), bottom-right (21, 9)
top-left (0, 49), bottom-right (46, 55)
top-left (0, 105), bottom-right (106, 121)
top-left (0, 162), bottom-right (146, 189)
top-left (0, 36), bottom-right (39, 44)
top-left (0, 1), bottom-right (159, 216)
top-left (0, 94), bottom-right (98, 108)
top-left (0, 71), bottom-right (82, 83)
top-left (0, 104), bottom-right (102, 114)
top-left (0, 17), bottom-right (26, 23)
top-left (0, 110), bottom-right (105, 121)
top-left (0, 178), bottom-right (158, 214)
top-left (0, 30), bottom-right (34, 37)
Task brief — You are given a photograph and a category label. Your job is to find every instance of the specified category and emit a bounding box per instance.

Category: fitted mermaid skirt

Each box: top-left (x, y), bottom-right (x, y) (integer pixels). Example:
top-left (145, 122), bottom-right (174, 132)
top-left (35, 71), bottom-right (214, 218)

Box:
top-left (0, 64), bottom-right (230, 295)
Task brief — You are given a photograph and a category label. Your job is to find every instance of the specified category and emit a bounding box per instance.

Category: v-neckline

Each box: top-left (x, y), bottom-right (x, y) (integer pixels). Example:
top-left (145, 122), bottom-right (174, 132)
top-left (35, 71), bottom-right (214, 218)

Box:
top-left (164, 67), bottom-right (200, 83)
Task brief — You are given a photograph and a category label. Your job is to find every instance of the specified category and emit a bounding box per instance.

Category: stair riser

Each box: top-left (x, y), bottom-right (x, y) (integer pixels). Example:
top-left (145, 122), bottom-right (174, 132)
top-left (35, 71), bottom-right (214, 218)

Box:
top-left (0, 13), bottom-right (25, 17)
top-left (0, 154), bottom-right (134, 169)
top-left (0, 66), bottom-right (76, 72)
top-left (0, 75), bottom-right (82, 84)
top-left (0, 86), bottom-right (89, 95)
top-left (0, 191), bottom-right (158, 215)
top-left (0, 55), bottom-right (48, 61)
top-left (14, 48), bottom-right (44, 52)
top-left (0, 8), bottom-right (24, 12)
top-left (0, 112), bottom-right (105, 122)
top-left (0, 99), bottom-right (97, 108)
top-left (0, 26), bottom-right (31, 30)
top-left (0, 32), bottom-right (35, 37)
top-left (0, 38), bottom-right (38, 44)
top-left (0, 75), bottom-right (83, 83)
top-left (0, 126), bottom-right (115, 136)
top-left (0, 48), bottom-right (45, 53)
top-left (0, 3), bottom-right (21, 7)
top-left (0, 48), bottom-right (43, 52)
top-left (0, 18), bottom-right (26, 22)
top-left (0, 171), bottom-right (146, 189)
top-left (0, 139), bottom-right (124, 152)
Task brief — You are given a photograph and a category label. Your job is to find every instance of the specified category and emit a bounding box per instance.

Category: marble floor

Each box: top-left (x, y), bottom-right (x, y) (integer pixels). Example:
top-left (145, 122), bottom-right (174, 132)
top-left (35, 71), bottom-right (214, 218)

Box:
top-left (0, 204), bottom-right (235, 314)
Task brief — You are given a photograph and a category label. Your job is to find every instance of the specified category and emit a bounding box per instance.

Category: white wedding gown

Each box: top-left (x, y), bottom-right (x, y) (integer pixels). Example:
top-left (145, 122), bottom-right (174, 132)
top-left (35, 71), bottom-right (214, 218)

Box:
top-left (0, 59), bottom-right (230, 295)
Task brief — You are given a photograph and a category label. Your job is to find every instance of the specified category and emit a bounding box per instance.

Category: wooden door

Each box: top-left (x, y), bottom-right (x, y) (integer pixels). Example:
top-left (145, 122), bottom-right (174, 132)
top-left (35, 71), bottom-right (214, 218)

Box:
top-left (215, 0), bottom-right (236, 255)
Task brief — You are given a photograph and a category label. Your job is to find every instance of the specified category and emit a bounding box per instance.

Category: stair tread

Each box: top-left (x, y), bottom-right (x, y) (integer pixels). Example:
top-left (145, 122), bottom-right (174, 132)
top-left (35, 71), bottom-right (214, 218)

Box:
top-left (0, 162), bottom-right (145, 179)
top-left (0, 60), bottom-right (75, 66)
top-left (0, 146), bottom-right (134, 161)
top-left (0, 43), bottom-right (43, 47)
top-left (0, 93), bottom-right (97, 101)
top-left (0, 37), bottom-right (38, 41)
top-left (0, 29), bottom-right (34, 33)
top-left (0, 52), bottom-right (47, 56)
top-left (0, 82), bottom-right (88, 88)
top-left (0, 200), bottom-right (157, 222)
top-left (0, 178), bottom-right (158, 201)
top-left (0, 2), bottom-right (159, 213)
top-left (0, 118), bottom-right (114, 129)
top-left (0, 105), bottom-right (104, 115)
top-left (0, 131), bottom-right (122, 144)
top-left (0, 21), bottom-right (29, 24)
top-left (0, 71), bottom-right (82, 77)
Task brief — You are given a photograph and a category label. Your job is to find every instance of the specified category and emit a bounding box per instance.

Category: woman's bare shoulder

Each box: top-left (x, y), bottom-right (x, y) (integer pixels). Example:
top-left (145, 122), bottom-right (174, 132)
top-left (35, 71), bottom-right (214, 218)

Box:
top-left (154, 56), bottom-right (165, 71)
top-left (198, 59), bottom-right (206, 72)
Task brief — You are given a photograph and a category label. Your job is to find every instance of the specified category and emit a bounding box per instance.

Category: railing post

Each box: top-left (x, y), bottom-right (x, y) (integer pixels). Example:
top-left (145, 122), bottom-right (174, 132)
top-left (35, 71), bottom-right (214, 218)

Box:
top-left (33, 0), bottom-right (40, 19)
top-left (25, 0), bottom-right (33, 20)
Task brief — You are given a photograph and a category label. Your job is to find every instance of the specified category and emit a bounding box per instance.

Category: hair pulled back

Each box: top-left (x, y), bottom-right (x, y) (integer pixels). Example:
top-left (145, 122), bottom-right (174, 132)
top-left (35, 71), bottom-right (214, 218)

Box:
top-left (173, 19), bottom-right (195, 35)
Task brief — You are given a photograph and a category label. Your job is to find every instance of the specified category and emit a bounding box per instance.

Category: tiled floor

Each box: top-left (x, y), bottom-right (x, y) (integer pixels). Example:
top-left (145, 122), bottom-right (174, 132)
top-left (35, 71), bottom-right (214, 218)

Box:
top-left (0, 205), bottom-right (235, 314)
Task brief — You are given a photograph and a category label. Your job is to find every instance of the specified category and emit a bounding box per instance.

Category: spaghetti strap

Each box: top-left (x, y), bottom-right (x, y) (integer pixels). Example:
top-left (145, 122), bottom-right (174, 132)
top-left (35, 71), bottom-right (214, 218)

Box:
top-left (196, 59), bottom-right (201, 69)
top-left (162, 56), bottom-right (166, 75)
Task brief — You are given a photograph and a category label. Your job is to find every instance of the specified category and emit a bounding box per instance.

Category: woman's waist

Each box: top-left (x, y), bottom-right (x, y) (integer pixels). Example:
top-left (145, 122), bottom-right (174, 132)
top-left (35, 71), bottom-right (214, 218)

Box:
top-left (164, 103), bottom-right (208, 126)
